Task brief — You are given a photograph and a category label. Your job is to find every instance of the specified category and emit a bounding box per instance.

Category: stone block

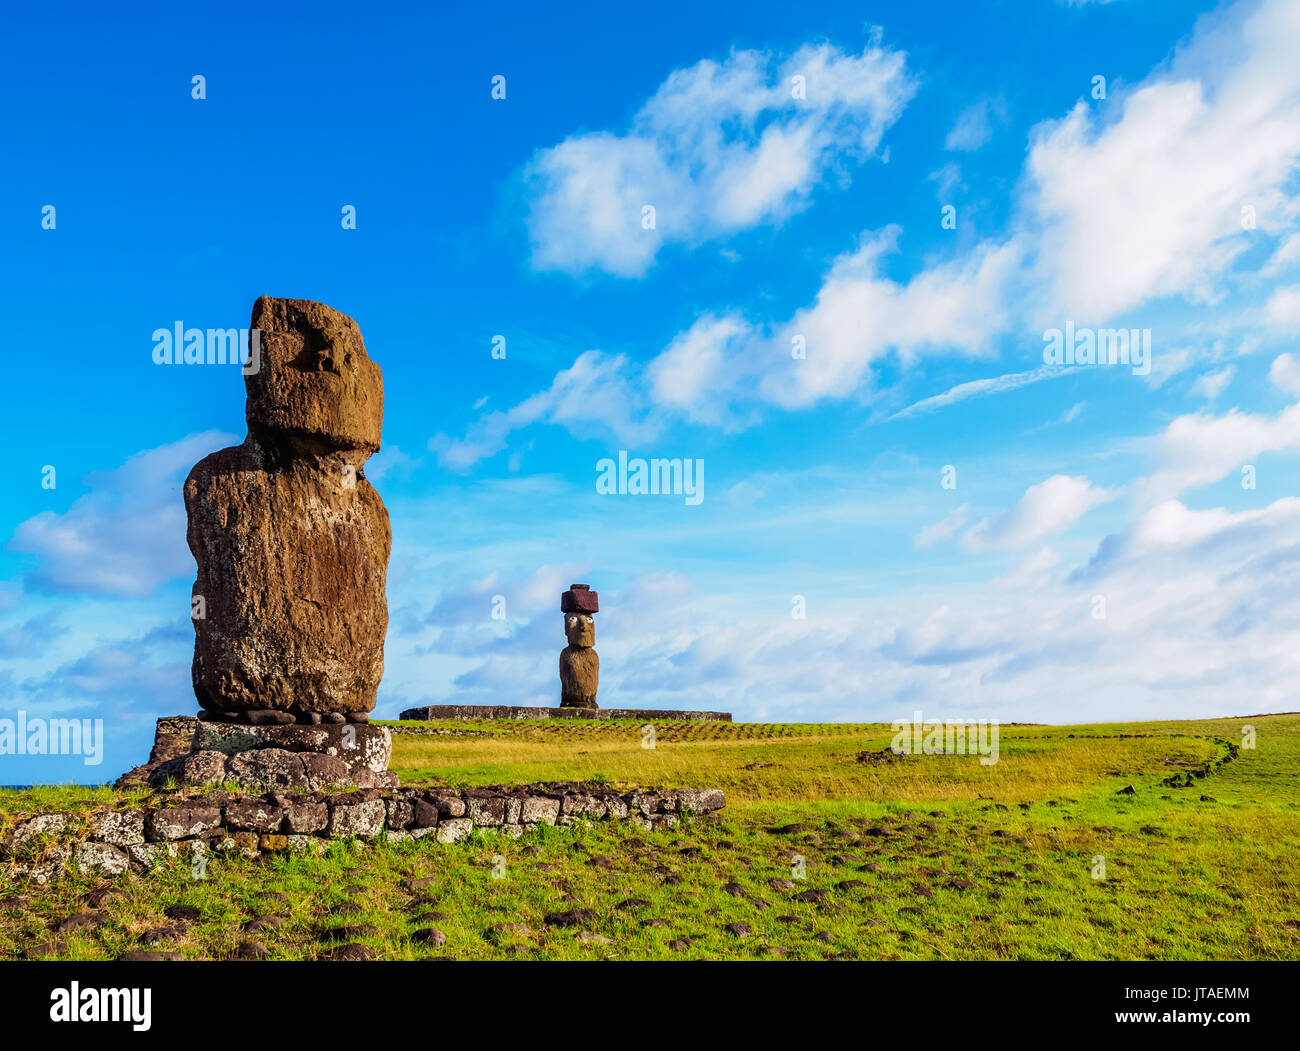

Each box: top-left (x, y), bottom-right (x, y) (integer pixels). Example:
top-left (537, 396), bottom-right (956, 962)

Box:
top-left (520, 797), bottom-right (561, 825)
top-left (223, 800), bottom-right (285, 834)
top-left (74, 841), bottom-right (129, 876)
top-left (88, 809), bottom-right (146, 849)
top-left (327, 799), bottom-right (386, 839)
top-left (434, 818), bottom-right (473, 844)
top-left (145, 807), bottom-right (222, 842)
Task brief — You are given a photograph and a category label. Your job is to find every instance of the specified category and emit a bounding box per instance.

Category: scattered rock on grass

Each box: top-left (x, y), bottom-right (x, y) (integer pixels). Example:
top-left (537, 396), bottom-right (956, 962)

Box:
top-left (324, 944), bottom-right (375, 961)
top-left (545, 908), bottom-right (597, 928)
top-left (138, 924), bottom-right (186, 947)
top-left (119, 951), bottom-right (184, 961)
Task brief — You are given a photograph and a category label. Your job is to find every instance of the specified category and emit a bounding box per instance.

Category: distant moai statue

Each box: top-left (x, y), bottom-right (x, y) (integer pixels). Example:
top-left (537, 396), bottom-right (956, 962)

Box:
top-left (560, 584), bottom-right (599, 709)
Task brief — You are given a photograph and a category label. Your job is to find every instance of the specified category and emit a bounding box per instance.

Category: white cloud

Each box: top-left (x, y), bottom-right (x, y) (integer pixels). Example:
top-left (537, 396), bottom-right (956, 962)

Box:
top-left (417, 562), bottom-right (591, 631)
top-left (524, 40), bottom-right (915, 276)
top-left (668, 491), bottom-right (1300, 722)
top-left (440, 0), bottom-right (1300, 463)
top-left (1079, 495), bottom-right (1300, 581)
top-left (993, 545), bottom-right (1062, 589)
top-left (1058, 401), bottom-right (1085, 424)
top-left (646, 314), bottom-right (755, 428)
top-left (436, 228), bottom-right (1025, 458)
top-left (1264, 285), bottom-right (1300, 330)
top-left (1143, 345), bottom-right (1193, 388)
top-left (1023, 0), bottom-right (1300, 322)
top-left (0, 610), bottom-right (66, 658)
top-left (1269, 352), bottom-right (1300, 395)
top-left (1192, 365), bottom-right (1235, 400)
top-left (1262, 231), bottom-right (1300, 275)
top-left (640, 228), bottom-right (1024, 415)
top-left (725, 480), bottom-right (766, 508)
top-left (965, 475), bottom-right (1118, 549)
top-left (1126, 500), bottom-right (1258, 551)
top-left (944, 97), bottom-right (1005, 151)
top-left (758, 230), bottom-right (1024, 408)
top-left (1138, 401), bottom-right (1300, 504)
top-left (429, 350), bottom-right (657, 469)
top-left (915, 503), bottom-right (969, 548)
top-left (928, 161), bottom-right (963, 201)
top-left (891, 364), bottom-right (1067, 420)
top-left (383, 416), bottom-right (1300, 724)
top-left (6, 431), bottom-right (236, 597)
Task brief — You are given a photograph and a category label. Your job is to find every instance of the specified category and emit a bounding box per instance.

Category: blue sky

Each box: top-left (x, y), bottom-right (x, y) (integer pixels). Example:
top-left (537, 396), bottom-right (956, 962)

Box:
top-left (4, 0), bottom-right (1300, 784)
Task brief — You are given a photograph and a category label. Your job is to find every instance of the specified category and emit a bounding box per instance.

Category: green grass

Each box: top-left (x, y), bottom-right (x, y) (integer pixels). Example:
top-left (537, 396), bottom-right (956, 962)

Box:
top-left (2, 713), bottom-right (1298, 960)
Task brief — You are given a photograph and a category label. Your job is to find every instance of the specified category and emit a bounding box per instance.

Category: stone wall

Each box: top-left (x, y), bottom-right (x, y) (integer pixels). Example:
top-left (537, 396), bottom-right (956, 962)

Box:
top-left (0, 783), bottom-right (726, 885)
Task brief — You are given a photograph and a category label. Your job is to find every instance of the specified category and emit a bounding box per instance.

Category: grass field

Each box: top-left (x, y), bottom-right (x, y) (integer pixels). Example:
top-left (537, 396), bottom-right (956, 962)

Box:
top-left (2, 712), bottom-right (1297, 960)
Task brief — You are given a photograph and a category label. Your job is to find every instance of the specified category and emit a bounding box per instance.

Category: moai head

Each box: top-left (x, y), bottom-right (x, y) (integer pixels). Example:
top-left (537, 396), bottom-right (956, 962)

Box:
top-left (562, 584), bottom-right (598, 646)
top-left (245, 296), bottom-right (384, 453)
top-left (565, 612), bottom-right (595, 647)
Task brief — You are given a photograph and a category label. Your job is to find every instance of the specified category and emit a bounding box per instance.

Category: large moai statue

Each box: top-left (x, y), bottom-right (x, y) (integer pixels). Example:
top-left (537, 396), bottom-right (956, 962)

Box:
top-left (169, 297), bottom-right (396, 789)
top-left (559, 584), bottom-right (599, 709)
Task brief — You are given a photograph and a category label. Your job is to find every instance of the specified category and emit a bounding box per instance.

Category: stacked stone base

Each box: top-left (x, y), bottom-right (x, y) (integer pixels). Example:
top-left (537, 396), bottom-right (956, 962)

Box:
top-left (149, 720), bottom-right (397, 792)
top-left (0, 783), bottom-right (727, 884)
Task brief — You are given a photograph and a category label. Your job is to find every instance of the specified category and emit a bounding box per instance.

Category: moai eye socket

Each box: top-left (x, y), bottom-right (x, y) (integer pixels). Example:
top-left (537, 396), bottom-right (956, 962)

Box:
top-left (584, 616), bottom-right (593, 623)
top-left (567, 616), bottom-right (577, 626)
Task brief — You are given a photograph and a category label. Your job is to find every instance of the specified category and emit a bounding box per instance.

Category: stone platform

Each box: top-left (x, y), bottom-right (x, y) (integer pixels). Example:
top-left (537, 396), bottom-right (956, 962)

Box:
top-left (146, 720), bottom-right (397, 791)
top-left (398, 704), bottom-right (732, 722)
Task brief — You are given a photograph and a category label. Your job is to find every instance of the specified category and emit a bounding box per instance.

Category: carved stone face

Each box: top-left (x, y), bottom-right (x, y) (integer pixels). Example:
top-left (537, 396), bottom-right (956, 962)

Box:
top-left (245, 296), bottom-right (384, 454)
top-left (564, 613), bottom-right (595, 647)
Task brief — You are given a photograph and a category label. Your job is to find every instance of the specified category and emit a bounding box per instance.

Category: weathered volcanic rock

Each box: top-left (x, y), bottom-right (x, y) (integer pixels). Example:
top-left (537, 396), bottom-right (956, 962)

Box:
top-left (217, 749), bottom-right (389, 791)
top-left (245, 297), bottom-right (383, 453)
top-left (193, 721), bottom-right (392, 773)
top-left (185, 297), bottom-right (390, 717)
top-left (148, 750), bottom-right (229, 789)
top-left (114, 716), bottom-right (197, 789)
top-left (146, 723), bottom-right (396, 791)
